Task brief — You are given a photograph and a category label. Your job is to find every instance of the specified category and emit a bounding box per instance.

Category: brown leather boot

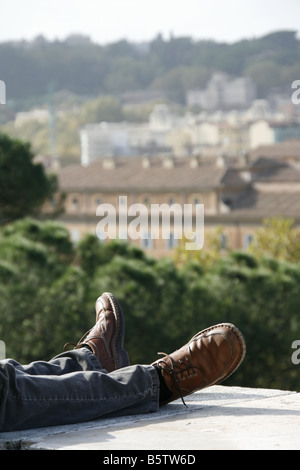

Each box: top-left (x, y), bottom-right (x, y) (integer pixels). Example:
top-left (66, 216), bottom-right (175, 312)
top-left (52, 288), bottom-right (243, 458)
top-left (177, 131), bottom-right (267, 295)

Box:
top-left (152, 323), bottom-right (246, 405)
top-left (68, 292), bottom-right (129, 372)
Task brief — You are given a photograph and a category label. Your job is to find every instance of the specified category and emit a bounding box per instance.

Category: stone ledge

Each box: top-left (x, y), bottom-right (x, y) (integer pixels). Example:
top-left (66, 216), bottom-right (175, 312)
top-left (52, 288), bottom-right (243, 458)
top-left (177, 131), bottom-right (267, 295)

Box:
top-left (1, 385), bottom-right (300, 450)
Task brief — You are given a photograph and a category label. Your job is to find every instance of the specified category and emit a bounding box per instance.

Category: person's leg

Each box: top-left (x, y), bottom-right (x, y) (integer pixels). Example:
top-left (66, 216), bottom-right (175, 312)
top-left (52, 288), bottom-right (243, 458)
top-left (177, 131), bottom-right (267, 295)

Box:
top-left (0, 289), bottom-right (246, 432)
top-left (0, 348), bottom-right (159, 432)
top-left (0, 291), bottom-right (151, 432)
top-left (3, 347), bottom-right (102, 377)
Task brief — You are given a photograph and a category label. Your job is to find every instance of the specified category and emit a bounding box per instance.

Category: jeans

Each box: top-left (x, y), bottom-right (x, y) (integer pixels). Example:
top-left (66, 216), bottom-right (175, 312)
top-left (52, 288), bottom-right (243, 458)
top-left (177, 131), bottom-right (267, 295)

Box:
top-left (0, 348), bottom-right (160, 432)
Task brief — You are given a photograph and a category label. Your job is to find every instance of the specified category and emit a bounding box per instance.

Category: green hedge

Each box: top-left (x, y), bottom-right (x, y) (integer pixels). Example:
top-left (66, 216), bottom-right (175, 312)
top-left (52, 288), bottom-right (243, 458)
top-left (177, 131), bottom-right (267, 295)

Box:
top-left (1, 219), bottom-right (300, 391)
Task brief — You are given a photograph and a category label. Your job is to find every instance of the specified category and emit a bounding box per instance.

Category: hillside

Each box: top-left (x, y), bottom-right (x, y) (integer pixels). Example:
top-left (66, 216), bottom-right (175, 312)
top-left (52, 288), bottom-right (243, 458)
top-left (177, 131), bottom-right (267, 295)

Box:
top-left (0, 30), bottom-right (299, 106)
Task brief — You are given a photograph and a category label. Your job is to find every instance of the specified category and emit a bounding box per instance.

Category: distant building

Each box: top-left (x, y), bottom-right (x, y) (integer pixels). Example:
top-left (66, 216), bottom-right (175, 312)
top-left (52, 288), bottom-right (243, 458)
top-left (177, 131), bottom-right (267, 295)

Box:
top-left (48, 147), bottom-right (300, 257)
top-left (223, 76), bottom-right (257, 110)
top-left (15, 109), bottom-right (50, 126)
top-left (79, 104), bottom-right (178, 165)
top-left (249, 139), bottom-right (300, 162)
top-left (79, 91), bottom-right (300, 166)
top-left (186, 73), bottom-right (257, 111)
top-left (248, 120), bottom-right (300, 149)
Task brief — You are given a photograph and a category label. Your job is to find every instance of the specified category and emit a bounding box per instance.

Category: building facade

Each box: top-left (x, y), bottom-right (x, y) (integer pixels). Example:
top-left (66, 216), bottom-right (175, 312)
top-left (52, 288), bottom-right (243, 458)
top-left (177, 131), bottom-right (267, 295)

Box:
top-left (51, 146), bottom-right (300, 258)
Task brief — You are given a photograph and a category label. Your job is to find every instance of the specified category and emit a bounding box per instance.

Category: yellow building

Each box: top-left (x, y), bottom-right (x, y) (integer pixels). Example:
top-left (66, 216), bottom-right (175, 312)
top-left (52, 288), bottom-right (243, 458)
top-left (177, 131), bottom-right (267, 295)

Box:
top-left (54, 149), bottom-right (300, 257)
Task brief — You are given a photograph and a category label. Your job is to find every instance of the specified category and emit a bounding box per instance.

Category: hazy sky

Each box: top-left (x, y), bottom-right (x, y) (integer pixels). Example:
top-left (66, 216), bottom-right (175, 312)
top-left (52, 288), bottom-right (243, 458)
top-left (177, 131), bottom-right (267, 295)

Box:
top-left (1, 0), bottom-right (300, 44)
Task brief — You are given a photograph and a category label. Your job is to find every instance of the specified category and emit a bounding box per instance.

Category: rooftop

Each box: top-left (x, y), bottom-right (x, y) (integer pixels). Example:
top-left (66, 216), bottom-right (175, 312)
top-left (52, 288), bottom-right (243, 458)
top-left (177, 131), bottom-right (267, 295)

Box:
top-left (1, 385), bottom-right (300, 450)
top-left (229, 189), bottom-right (300, 219)
top-left (56, 148), bottom-right (300, 224)
top-left (57, 156), bottom-right (226, 192)
top-left (249, 140), bottom-right (300, 161)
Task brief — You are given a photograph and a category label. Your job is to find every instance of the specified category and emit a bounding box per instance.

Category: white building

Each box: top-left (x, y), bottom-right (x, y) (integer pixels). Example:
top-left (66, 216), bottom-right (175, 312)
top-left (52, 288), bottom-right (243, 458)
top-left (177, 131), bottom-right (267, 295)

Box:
top-left (186, 73), bottom-right (257, 111)
top-left (248, 119), bottom-right (300, 149)
top-left (80, 104), bottom-right (177, 165)
top-left (15, 108), bottom-right (50, 126)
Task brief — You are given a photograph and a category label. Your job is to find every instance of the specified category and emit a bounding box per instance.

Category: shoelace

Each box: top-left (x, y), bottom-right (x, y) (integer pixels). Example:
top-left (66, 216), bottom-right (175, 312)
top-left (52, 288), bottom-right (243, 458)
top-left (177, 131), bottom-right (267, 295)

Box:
top-left (156, 350), bottom-right (198, 407)
top-left (63, 327), bottom-right (93, 352)
top-left (63, 320), bottom-right (106, 352)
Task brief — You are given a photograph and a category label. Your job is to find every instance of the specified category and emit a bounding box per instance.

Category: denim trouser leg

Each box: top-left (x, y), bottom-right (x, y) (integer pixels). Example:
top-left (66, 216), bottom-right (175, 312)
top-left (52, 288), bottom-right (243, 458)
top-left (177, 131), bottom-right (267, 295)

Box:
top-left (0, 348), bottom-right (160, 432)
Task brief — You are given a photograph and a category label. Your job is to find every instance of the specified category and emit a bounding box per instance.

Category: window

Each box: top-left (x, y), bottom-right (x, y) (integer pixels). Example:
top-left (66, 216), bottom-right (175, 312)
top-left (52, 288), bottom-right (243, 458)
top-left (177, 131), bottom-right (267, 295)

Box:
top-left (50, 196), bottom-right (56, 207)
top-left (119, 196), bottom-right (127, 205)
top-left (192, 194), bottom-right (203, 205)
top-left (244, 234), bottom-right (253, 249)
top-left (223, 198), bottom-right (232, 208)
top-left (166, 233), bottom-right (178, 249)
top-left (71, 229), bottom-right (81, 243)
top-left (141, 234), bottom-right (154, 250)
top-left (221, 234), bottom-right (228, 250)
top-left (72, 197), bottom-right (79, 210)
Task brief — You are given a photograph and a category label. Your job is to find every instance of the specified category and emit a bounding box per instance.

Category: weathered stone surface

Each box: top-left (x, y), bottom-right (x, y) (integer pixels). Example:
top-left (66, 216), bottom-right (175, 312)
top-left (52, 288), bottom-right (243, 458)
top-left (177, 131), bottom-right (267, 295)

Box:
top-left (1, 385), bottom-right (299, 450)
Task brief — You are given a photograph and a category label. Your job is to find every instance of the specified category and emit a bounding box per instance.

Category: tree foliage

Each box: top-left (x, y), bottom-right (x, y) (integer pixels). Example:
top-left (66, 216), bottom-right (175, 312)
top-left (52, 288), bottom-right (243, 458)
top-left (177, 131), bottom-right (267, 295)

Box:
top-left (1, 218), bottom-right (300, 393)
top-left (0, 133), bottom-right (58, 223)
top-left (173, 226), bottom-right (223, 269)
top-left (1, 30), bottom-right (299, 103)
top-left (249, 216), bottom-right (300, 262)
top-left (79, 96), bottom-right (124, 124)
